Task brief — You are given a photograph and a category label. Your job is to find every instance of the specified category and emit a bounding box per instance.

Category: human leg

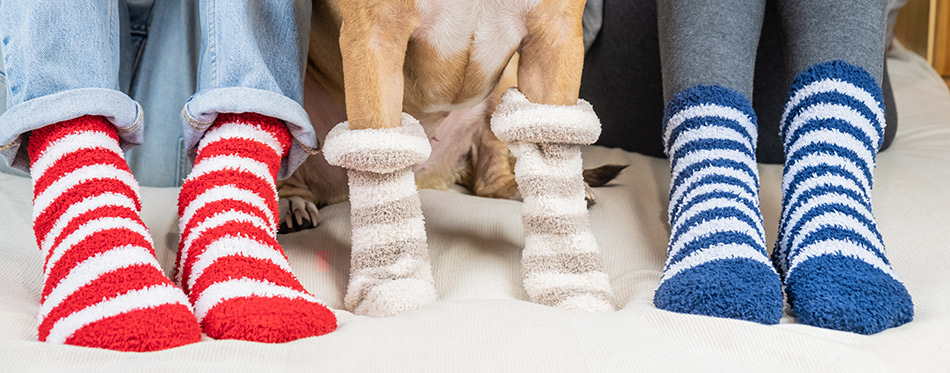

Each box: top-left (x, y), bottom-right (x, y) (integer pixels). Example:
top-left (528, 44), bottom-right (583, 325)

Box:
top-left (176, 0), bottom-right (336, 341)
top-left (773, 0), bottom-right (913, 334)
top-left (654, 0), bottom-right (783, 323)
top-left (0, 0), bottom-right (200, 350)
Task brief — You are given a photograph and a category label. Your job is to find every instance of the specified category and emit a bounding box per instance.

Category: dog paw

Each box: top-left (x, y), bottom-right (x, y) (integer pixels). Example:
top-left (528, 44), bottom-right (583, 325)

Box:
top-left (278, 196), bottom-right (319, 233)
top-left (584, 183), bottom-right (596, 208)
top-left (552, 291), bottom-right (615, 313)
top-left (523, 265), bottom-right (616, 312)
top-left (346, 278), bottom-right (437, 317)
top-left (581, 164), bottom-right (627, 208)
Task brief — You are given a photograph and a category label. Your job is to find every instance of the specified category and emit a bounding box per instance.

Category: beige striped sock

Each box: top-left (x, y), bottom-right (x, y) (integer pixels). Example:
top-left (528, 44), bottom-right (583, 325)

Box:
top-left (322, 114), bottom-right (437, 317)
top-left (492, 88), bottom-right (615, 312)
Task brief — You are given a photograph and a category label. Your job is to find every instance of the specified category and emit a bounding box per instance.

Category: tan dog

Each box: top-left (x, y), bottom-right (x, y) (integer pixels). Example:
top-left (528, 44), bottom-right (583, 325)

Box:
top-left (279, 52), bottom-right (622, 231)
top-left (280, 0), bottom-right (618, 316)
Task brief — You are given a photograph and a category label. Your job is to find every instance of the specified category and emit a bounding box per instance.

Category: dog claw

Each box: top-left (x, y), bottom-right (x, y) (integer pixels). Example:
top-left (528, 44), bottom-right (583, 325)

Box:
top-left (278, 196), bottom-right (320, 234)
top-left (581, 164), bottom-right (627, 208)
top-left (584, 183), bottom-right (596, 208)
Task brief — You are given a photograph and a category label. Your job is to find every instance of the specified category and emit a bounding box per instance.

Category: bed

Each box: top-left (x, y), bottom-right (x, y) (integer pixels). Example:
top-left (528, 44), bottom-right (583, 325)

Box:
top-left (0, 44), bottom-right (947, 371)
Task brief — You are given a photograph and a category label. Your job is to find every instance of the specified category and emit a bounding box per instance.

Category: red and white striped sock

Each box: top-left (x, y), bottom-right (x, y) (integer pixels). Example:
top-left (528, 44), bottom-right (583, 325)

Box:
top-left (29, 115), bottom-right (201, 351)
top-left (177, 113), bottom-right (336, 342)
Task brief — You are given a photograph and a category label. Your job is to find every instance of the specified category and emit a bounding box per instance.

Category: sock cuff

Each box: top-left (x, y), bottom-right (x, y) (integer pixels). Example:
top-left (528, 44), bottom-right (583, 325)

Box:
top-left (209, 113), bottom-right (293, 156)
top-left (663, 85), bottom-right (756, 127)
top-left (322, 113), bottom-right (431, 174)
top-left (28, 116), bottom-right (119, 166)
top-left (490, 88), bottom-right (601, 145)
top-left (661, 85), bottom-right (758, 157)
top-left (786, 60), bottom-right (884, 106)
top-left (782, 61), bottom-right (886, 149)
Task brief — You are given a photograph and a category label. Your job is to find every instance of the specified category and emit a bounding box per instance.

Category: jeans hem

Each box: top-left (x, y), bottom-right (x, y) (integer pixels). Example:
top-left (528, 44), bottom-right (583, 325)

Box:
top-left (0, 88), bottom-right (143, 172)
top-left (182, 86), bottom-right (317, 180)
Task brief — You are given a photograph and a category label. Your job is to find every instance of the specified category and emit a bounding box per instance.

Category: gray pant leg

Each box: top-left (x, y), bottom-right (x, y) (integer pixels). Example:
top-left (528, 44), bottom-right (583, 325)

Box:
top-left (777, 0), bottom-right (888, 84)
top-left (581, 0), bottom-right (603, 51)
top-left (658, 0), bottom-right (767, 102)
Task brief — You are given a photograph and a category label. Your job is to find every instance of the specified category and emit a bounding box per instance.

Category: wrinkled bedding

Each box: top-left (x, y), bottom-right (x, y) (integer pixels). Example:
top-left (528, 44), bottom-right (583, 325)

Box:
top-left (0, 45), bottom-right (947, 371)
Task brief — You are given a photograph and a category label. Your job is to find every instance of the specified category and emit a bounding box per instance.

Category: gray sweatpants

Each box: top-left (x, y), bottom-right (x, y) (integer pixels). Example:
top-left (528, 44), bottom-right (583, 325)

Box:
top-left (658, 0), bottom-right (888, 102)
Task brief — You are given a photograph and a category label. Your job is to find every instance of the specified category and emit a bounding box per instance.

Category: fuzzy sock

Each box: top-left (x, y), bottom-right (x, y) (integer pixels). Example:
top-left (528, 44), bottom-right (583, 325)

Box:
top-left (177, 113), bottom-right (336, 341)
top-left (774, 61), bottom-right (913, 334)
top-left (491, 88), bottom-right (615, 312)
top-left (322, 114), bottom-right (437, 317)
top-left (653, 85), bottom-right (783, 323)
top-left (29, 116), bottom-right (200, 351)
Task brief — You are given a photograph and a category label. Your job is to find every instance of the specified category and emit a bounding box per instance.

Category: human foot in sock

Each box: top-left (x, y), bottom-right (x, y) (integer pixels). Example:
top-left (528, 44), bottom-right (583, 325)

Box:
top-left (774, 61), bottom-right (913, 334)
top-left (653, 85), bottom-right (783, 324)
top-left (177, 113), bottom-right (336, 341)
top-left (30, 116), bottom-right (200, 351)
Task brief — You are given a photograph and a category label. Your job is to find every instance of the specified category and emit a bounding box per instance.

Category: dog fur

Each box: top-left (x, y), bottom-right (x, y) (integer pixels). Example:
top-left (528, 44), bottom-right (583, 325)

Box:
top-left (278, 0), bottom-right (622, 232)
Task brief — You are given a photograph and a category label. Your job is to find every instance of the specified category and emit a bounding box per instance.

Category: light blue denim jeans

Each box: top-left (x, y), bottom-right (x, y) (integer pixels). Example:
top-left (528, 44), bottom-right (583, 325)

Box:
top-left (0, 0), bottom-right (316, 187)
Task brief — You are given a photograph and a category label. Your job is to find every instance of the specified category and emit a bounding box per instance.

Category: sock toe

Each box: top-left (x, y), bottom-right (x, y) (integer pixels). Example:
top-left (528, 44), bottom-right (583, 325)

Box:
top-left (786, 255), bottom-right (913, 334)
top-left (351, 278), bottom-right (437, 317)
top-left (201, 297), bottom-right (337, 343)
top-left (654, 259), bottom-right (784, 324)
top-left (67, 304), bottom-right (202, 352)
top-left (554, 294), bottom-right (614, 313)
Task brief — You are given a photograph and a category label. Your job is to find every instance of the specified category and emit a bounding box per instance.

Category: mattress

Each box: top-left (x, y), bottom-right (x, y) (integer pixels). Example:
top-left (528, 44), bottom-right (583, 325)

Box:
top-left (1, 44), bottom-right (948, 371)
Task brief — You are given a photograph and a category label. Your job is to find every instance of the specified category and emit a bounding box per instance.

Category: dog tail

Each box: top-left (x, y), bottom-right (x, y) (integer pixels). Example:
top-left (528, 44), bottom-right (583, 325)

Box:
top-left (583, 164), bottom-right (627, 187)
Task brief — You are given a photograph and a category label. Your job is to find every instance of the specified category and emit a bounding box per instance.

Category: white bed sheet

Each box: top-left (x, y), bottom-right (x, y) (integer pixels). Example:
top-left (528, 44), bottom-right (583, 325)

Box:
top-left (0, 45), bottom-right (948, 371)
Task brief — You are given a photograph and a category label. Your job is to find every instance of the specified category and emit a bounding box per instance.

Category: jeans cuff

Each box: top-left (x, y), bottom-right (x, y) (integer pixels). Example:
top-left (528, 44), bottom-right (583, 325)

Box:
top-left (181, 86), bottom-right (318, 180)
top-left (0, 88), bottom-right (144, 172)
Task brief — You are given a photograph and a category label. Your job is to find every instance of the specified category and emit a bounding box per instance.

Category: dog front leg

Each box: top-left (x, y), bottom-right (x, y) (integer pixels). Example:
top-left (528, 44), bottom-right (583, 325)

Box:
top-left (490, 1), bottom-right (615, 312)
top-left (320, 6), bottom-right (436, 317)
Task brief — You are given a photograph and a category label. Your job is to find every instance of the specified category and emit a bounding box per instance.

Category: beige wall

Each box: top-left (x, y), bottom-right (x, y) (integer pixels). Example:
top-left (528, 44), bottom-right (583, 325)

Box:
top-left (895, 0), bottom-right (950, 85)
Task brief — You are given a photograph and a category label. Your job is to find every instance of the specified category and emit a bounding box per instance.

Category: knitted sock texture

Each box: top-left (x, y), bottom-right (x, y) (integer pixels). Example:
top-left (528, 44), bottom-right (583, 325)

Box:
top-left (177, 113), bottom-right (336, 341)
top-left (492, 88), bottom-right (615, 312)
top-left (30, 115), bottom-right (200, 351)
top-left (322, 114), bottom-right (437, 317)
top-left (775, 61), bottom-right (913, 334)
top-left (654, 85), bottom-right (783, 324)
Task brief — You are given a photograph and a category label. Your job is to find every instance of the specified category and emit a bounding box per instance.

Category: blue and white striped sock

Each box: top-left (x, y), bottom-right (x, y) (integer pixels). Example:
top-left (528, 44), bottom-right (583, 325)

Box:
top-left (654, 85), bottom-right (783, 324)
top-left (775, 61), bottom-right (913, 334)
